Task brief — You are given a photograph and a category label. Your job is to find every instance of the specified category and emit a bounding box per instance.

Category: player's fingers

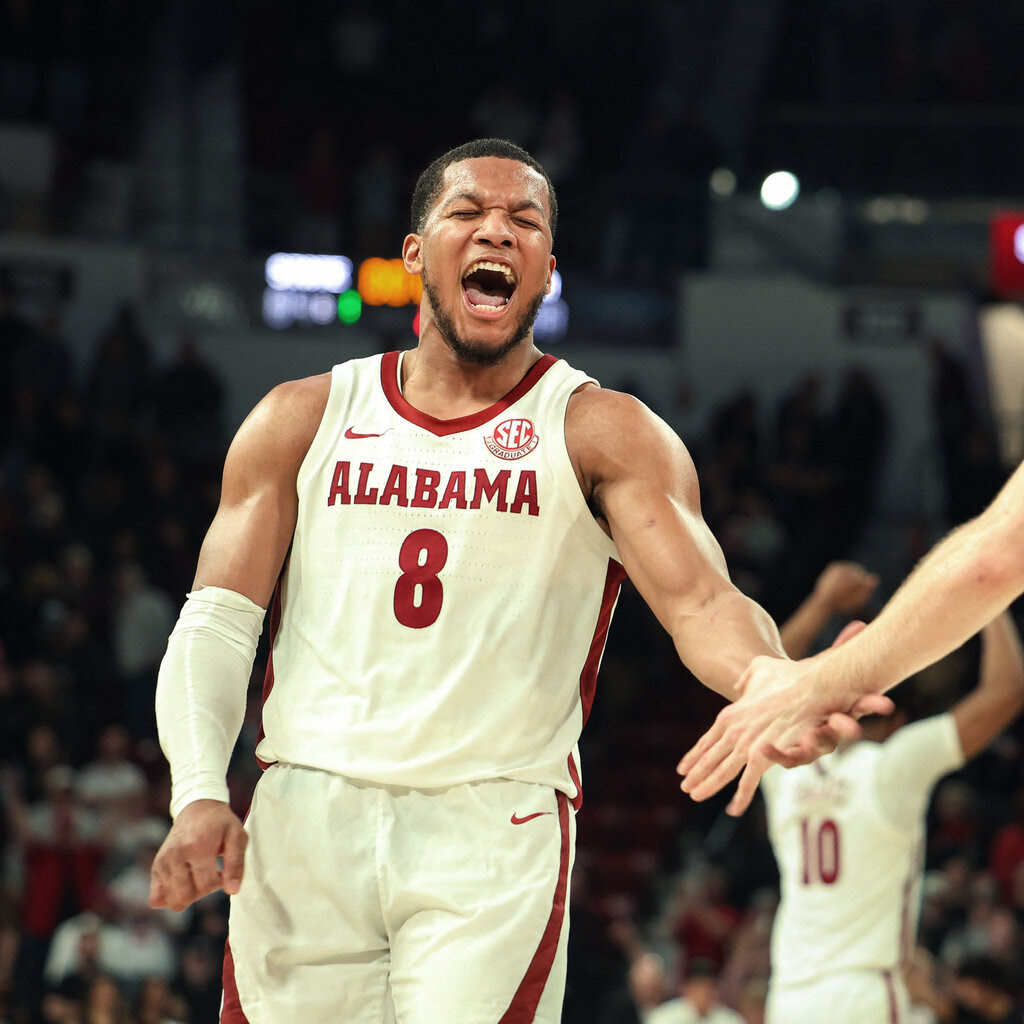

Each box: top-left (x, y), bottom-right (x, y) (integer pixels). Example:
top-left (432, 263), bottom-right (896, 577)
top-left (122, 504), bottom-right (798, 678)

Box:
top-left (831, 620), bottom-right (867, 647)
top-left (187, 846), bottom-right (223, 899)
top-left (676, 718), bottom-right (726, 776)
top-left (725, 756), bottom-right (769, 816)
top-left (159, 853), bottom-right (202, 912)
top-left (850, 694), bottom-right (894, 718)
top-left (759, 743), bottom-right (814, 769)
top-left (824, 712), bottom-right (863, 740)
top-left (680, 742), bottom-right (748, 801)
top-left (149, 873), bottom-right (167, 909)
top-left (221, 825), bottom-right (248, 895)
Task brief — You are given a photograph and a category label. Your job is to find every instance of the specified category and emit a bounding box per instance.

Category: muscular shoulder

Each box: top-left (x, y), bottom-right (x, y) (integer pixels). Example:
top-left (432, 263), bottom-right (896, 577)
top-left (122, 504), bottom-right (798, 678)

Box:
top-left (565, 385), bottom-right (697, 505)
top-left (224, 372), bottom-right (332, 491)
top-left (237, 373), bottom-right (330, 454)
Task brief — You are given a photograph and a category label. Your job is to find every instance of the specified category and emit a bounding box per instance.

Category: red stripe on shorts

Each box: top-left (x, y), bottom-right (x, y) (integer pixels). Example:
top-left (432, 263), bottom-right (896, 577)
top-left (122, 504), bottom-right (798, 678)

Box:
top-left (497, 791), bottom-right (572, 1023)
top-left (883, 969), bottom-right (899, 1024)
top-left (220, 938), bottom-right (250, 1023)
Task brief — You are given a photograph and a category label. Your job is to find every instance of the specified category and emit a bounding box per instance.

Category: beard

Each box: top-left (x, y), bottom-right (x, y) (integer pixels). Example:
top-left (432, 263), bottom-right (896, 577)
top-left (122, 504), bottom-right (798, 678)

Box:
top-left (421, 269), bottom-right (546, 368)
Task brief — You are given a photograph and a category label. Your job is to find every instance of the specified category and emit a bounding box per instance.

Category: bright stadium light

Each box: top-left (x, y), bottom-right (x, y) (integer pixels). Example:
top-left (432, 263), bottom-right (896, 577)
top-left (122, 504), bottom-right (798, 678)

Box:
top-left (265, 253), bottom-right (354, 293)
top-left (760, 171), bottom-right (800, 211)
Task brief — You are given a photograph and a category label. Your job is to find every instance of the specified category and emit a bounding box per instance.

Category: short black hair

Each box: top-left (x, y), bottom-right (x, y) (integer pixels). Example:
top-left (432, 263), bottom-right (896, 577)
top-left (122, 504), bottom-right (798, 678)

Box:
top-left (410, 138), bottom-right (558, 237)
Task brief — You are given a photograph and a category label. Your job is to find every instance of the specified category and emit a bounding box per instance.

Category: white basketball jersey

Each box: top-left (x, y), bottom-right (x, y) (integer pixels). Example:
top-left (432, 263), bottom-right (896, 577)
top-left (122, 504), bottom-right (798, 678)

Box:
top-left (762, 715), bottom-right (963, 987)
top-left (255, 351), bottom-right (624, 804)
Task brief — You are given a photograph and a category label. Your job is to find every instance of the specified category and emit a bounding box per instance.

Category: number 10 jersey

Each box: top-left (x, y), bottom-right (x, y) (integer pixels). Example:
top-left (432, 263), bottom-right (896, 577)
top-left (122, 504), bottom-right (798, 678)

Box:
top-left (255, 351), bottom-right (625, 805)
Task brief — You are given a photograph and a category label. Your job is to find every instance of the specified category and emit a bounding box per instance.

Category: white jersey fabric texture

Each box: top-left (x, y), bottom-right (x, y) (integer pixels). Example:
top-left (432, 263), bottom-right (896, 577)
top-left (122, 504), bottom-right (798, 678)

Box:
top-left (255, 350), bottom-right (624, 805)
top-left (762, 714), bottom-right (964, 993)
top-left (647, 998), bottom-right (744, 1024)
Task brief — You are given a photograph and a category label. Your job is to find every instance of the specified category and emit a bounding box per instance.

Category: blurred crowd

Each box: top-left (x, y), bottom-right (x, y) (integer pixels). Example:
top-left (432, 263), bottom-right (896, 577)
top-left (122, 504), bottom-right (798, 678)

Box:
top-left (0, 283), bottom-right (238, 1023)
top-left (5, 0), bottom-right (1023, 283)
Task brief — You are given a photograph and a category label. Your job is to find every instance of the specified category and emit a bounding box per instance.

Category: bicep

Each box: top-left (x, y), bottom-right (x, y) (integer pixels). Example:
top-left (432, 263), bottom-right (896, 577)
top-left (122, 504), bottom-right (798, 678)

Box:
top-left (192, 487), bottom-right (297, 607)
top-left (192, 378), bottom-right (325, 606)
top-left (594, 423), bottom-right (730, 631)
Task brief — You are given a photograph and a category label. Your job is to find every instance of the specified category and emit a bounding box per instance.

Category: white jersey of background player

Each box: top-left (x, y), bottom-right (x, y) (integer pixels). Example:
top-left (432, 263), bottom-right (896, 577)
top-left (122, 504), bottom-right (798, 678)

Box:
top-left (147, 139), bottom-right (836, 1024)
top-left (760, 563), bottom-right (1024, 1024)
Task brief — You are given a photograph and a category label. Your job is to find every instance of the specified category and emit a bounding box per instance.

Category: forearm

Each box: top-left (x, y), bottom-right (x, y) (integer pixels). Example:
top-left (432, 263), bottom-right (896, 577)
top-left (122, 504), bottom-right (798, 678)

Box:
top-left (779, 593), bottom-right (833, 659)
top-left (819, 504), bottom-right (1024, 697)
top-left (672, 588), bottom-right (787, 700)
top-left (156, 587), bottom-right (264, 817)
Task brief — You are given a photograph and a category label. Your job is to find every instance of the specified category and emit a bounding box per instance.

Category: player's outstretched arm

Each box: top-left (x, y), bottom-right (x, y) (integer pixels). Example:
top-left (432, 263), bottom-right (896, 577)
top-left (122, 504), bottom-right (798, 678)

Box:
top-left (567, 386), bottom-right (787, 699)
top-left (150, 374), bottom-right (330, 911)
top-left (678, 458), bottom-right (1024, 816)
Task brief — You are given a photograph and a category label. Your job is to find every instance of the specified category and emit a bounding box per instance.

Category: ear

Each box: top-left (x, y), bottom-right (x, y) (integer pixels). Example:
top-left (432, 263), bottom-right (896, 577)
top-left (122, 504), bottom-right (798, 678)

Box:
top-left (403, 234), bottom-right (423, 276)
top-left (545, 254), bottom-right (556, 294)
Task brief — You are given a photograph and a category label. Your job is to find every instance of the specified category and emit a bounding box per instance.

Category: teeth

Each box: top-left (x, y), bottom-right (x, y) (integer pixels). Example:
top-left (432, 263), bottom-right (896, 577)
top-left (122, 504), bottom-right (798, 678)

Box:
top-left (471, 302), bottom-right (507, 311)
top-left (465, 260), bottom-right (516, 285)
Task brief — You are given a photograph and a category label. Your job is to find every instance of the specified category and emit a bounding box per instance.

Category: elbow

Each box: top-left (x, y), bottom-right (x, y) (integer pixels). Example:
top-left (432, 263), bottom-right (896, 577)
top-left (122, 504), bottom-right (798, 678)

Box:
top-left (967, 544), bottom-right (1024, 603)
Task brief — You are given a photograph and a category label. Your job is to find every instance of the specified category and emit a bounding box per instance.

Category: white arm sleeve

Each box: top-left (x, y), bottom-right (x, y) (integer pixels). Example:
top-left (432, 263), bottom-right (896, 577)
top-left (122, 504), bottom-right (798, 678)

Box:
top-left (156, 586), bottom-right (265, 819)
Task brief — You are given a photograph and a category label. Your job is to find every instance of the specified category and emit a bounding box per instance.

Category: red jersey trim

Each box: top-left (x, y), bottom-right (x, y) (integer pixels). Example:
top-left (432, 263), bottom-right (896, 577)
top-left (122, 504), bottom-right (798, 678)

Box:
top-left (254, 578), bottom-right (284, 771)
top-left (379, 350), bottom-right (560, 436)
top-left (567, 755), bottom-right (583, 813)
top-left (570, 559), bottom-right (626, 810)
top-left (220, 939), bottom-right (251, 1023)
top-left (579, 560), bottom-right (626, 728)
top-left (497, 791), bottom-right (572, 1023)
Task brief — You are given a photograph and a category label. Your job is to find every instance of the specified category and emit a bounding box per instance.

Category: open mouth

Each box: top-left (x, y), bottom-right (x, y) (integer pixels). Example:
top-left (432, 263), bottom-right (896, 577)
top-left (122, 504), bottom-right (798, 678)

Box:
top-left (462, 260), bottom-right (517, 312)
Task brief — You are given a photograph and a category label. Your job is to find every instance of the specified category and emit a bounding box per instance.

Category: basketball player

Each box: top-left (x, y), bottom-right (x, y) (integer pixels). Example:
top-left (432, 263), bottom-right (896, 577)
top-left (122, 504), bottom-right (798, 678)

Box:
top-left (146, 139), bottom-right (874, 1024)
top-left (762, 568), bottom-right (1024, 1024)
top-left (678, 457), bottom-right (1024, 816)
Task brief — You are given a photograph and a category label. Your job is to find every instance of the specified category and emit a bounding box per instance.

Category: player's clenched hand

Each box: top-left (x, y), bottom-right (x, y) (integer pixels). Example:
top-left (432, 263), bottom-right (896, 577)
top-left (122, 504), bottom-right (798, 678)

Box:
top-left (149, 799), bottom-right (247, 912)
top-left (676, 652), bottom-right (894, 817)
top-left (813, 561), bottom-right (879, 615)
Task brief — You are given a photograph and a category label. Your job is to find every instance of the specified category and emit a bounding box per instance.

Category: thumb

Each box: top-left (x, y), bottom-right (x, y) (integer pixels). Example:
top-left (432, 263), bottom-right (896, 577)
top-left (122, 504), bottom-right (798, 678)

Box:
top-left (221, 824), bottom-right (248, 895)
top-left (831, 619), bottom-right (867, 648)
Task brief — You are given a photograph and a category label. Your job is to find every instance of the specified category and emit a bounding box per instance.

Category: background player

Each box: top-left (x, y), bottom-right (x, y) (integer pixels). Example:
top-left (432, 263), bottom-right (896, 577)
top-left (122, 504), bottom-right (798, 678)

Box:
top-left (678, 458), bottom-right (1024, 815)
top-left (145, 138), bottom-right (873, 1024)
top-left (761, 561), bottom-right (1024, 1023)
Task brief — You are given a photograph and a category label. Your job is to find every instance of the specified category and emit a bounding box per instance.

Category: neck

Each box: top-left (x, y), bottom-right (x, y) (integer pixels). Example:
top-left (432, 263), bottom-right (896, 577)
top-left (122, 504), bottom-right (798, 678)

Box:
top-left (401, 331), bottom-right (542, 419)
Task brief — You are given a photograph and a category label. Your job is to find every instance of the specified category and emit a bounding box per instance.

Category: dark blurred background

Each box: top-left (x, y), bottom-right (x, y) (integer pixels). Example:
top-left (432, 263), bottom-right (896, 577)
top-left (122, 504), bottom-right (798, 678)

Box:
top-left (1, 1), bottom-right (1024, 1021)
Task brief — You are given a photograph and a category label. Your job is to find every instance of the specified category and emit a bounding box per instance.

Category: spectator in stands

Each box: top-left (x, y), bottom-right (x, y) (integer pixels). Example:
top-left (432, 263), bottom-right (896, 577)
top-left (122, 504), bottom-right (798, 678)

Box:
top-left (85, 304), bottom-right (152, 449)
top-left (151, 334), bottom-right (226, 467)
top-left (951, 954), bottom-right (1021, 1023)
top-left (4, 764), bottom-right (106, 1022)
top-left (647, 957), bottom-right (744, 1024)
top-left (110, 563), bottom-right (176, 742)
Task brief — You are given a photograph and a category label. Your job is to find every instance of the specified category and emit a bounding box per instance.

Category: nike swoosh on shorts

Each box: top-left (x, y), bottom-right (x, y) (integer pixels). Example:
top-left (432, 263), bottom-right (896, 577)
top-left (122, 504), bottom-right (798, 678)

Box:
top-left (510, 812), bottom-right (553, 825)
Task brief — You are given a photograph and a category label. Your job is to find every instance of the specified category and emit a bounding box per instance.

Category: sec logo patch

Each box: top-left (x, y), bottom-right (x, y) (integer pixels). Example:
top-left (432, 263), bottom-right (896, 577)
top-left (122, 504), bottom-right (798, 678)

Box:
top-left (485, 418), bottom-right (540, 460)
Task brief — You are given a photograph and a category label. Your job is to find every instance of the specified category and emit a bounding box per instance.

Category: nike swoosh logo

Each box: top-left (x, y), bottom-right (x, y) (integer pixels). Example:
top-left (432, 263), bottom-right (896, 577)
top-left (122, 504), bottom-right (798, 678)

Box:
top-left (344, 427), bottom-right (387, 439)
top-left (510, 812), bottom-right (553, 825)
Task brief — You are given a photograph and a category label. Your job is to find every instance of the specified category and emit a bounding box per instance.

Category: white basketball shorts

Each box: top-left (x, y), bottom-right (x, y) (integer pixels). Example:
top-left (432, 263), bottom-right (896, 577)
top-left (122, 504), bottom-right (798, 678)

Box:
top-left (220, 762), bottom-right (575, 1024)
top-left (767, 969), bottom-right (909, 1024)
